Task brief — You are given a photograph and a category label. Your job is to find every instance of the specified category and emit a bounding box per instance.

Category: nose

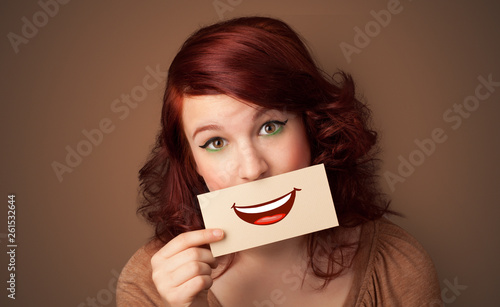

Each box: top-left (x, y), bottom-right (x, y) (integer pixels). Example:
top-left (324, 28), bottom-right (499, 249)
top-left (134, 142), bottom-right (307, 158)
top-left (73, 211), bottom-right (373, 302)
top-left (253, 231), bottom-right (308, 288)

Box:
top-left (237, 142), bottom-right (269, 181)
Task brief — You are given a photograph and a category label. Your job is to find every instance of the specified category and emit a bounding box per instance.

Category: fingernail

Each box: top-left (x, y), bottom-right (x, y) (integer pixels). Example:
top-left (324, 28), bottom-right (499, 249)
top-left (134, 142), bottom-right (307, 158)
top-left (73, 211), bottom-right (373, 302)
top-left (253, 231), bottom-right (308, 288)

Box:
top-left (212, 229), bottom-right (223, 238)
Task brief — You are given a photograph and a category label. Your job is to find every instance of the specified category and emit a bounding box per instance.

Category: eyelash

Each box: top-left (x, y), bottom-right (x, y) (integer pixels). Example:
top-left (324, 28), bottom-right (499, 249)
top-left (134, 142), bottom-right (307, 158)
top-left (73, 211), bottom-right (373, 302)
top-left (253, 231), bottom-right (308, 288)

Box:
top-left (199, 119), bottom-right (288, 152)
top-left (199, 137), bottom-right (227, 151)
top-left (259, 120), bottom-right (288, 136)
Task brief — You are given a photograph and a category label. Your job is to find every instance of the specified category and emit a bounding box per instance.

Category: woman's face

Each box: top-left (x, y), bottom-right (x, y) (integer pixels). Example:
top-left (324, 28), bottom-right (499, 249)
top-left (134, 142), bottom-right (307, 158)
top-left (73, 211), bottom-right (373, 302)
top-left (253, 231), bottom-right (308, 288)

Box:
top-left (182, 95), bottom-right (311, 191)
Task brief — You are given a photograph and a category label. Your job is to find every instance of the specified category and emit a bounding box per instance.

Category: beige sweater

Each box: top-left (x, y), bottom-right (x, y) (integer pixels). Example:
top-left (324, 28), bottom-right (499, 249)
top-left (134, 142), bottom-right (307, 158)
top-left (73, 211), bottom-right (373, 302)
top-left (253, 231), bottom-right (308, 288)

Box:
top-left (116, 218), bottom-right (442, 306)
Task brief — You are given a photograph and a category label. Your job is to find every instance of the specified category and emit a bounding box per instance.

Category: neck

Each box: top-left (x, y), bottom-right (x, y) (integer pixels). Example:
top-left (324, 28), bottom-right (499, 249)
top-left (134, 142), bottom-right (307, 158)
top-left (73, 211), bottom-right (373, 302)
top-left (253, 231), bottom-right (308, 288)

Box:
top-left (236, 235), bottom-right (308, 266)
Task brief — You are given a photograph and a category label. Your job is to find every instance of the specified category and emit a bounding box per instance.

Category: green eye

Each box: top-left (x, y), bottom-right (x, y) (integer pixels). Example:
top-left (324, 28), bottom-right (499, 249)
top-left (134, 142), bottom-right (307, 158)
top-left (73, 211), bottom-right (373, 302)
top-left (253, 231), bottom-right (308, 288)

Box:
top-left (199, 137), bottom-right (227, 152)
top-left (259, 120), bottom-right (288, 136)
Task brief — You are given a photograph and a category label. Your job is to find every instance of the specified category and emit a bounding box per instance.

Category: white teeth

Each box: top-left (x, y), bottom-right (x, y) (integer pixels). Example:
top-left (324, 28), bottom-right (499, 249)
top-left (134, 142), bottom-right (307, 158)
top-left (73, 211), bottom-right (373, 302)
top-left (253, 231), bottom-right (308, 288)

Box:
top-left (234, 193), bottom-right (291, 214)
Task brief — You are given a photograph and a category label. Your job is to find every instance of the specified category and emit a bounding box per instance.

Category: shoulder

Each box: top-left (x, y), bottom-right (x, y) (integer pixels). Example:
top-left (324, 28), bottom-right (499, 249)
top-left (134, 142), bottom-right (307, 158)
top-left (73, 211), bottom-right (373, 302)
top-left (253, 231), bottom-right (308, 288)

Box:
top-left (116, 240), bottom-right (164, 306)
top-left (349, 217), bottom-right (443, 306)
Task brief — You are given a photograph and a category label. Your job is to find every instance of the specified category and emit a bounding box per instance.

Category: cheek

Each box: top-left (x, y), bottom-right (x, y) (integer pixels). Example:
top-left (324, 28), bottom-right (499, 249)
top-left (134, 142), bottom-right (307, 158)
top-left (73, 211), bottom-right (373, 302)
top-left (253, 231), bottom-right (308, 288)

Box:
top-left (279, 125), bottom-right (311, 170)
top-left (284, 138), bottom-right (311, 169)
top-left (192, 152), bottom-right (235, 191)
top-left (291, 147), bottom-right (311, 166)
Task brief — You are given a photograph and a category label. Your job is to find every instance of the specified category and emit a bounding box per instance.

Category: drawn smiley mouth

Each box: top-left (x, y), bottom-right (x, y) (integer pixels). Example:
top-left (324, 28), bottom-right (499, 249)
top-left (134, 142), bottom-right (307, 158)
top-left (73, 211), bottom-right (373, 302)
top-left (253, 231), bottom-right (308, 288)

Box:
top-left (231, 188), bottom-right (301, 225)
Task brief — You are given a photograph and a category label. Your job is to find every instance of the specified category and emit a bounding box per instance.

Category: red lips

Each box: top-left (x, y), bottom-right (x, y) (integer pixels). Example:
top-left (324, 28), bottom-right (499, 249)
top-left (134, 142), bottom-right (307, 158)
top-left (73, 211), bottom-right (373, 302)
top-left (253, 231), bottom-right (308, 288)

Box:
top-left (231, 188), bottom-right (301, 225)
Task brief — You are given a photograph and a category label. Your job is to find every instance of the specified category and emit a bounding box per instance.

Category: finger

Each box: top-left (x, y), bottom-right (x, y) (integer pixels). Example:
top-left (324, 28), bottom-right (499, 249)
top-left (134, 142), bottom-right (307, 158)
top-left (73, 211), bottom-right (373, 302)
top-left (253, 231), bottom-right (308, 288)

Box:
top-left (168, 261), bottom-right (213, 288)
top-left (163, 247), bottom-right (218, 273)
top-left (165, 278), bottom-right (212, 306)
top-left (158, 229), bottom-right (224, 259)
top-left (179, 275), bottom-right (214, 297)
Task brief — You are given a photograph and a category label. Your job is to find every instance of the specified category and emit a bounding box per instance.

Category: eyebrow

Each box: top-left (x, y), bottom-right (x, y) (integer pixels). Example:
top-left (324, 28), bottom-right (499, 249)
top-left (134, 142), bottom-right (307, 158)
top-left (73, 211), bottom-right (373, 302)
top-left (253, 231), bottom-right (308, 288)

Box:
top-left (252, 107), bottom-right (269, 121)
top-left (191, 107), bottom-right (277, 139)
top-left (192, 124), bottom-right (223, 139)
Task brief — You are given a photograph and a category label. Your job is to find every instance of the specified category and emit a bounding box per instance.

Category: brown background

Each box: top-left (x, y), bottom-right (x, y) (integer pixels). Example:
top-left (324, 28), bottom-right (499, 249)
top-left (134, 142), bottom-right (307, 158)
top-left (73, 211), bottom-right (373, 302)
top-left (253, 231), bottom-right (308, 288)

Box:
top-left (1, 0), bottom-right (499, 306)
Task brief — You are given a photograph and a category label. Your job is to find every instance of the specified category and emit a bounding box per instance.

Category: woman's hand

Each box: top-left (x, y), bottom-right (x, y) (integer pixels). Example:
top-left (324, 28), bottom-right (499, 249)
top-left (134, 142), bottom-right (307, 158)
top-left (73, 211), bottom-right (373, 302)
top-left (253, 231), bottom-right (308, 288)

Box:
top-left (151, 229), bottom-right (224, 307)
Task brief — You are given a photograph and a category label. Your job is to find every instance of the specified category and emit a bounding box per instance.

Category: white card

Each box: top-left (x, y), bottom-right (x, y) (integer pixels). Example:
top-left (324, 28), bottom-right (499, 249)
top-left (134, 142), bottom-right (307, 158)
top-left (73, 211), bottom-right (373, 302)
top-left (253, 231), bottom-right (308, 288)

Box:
top-left (198, 164), bottom-right (338, 257)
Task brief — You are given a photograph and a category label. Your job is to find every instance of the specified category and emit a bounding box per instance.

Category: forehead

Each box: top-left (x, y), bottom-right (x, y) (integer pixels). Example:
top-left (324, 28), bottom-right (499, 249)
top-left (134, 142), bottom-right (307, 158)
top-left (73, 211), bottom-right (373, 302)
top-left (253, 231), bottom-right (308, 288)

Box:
top-left (182, 94), bottom-right (250, 116)
top-left (182, 95), bottom-right (259, 128)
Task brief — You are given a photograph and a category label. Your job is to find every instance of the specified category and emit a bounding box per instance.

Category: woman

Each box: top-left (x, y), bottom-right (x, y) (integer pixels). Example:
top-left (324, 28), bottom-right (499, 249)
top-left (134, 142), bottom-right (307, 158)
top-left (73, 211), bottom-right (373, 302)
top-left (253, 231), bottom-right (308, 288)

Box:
top-left (117, 16), bottom-right (442, 306)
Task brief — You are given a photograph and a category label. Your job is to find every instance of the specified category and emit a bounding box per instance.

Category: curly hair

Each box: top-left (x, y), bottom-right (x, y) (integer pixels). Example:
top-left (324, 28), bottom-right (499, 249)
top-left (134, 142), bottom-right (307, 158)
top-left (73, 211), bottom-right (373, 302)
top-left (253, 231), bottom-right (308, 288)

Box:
top-left (137, 16), bottom-right (393, 287)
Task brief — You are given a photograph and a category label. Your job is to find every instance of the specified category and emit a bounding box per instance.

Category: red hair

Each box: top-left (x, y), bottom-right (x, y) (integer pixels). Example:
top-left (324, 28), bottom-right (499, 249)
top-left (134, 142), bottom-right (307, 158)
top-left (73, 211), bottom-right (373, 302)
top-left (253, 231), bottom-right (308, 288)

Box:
top-left (138, 16), bottom-right (392, 286)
